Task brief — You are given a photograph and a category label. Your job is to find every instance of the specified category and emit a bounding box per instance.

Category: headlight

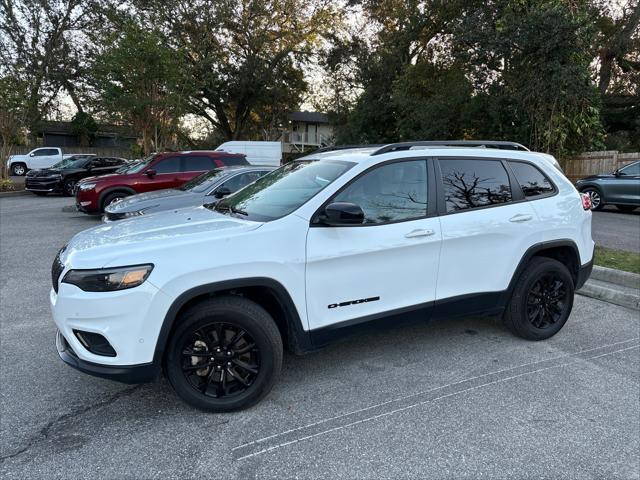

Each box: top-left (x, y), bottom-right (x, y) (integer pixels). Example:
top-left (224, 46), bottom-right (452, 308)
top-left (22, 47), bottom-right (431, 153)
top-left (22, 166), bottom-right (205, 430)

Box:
top-left (62, 264), bottom-right (154, 292)
top-left (78, 183), bottom-right (96, 191)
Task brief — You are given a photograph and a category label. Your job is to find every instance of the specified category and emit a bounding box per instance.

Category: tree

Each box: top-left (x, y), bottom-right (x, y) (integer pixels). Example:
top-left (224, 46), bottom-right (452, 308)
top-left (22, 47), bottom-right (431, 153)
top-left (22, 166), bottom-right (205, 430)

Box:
top-left (0, 75), bottom-right (27, 179)
top-left (139, 0), bottom-right (334, 140)
top-left (0, 0), bottom-right (92, 144)
top-left (91, 20), bottom-right (187, 154)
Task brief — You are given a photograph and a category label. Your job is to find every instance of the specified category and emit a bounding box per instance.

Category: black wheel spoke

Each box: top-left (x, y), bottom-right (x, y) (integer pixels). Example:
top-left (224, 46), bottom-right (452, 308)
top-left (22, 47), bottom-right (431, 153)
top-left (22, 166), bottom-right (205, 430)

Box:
top-left (526, 273), bottom-right (569, 329)
top-left (180, 321), bottom-right (260, 400)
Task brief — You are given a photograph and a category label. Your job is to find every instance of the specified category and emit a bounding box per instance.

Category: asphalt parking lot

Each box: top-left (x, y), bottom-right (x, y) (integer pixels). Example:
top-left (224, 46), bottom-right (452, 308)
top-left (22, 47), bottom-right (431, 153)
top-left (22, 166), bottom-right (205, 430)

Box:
top-left (1, 194), bottom-right (639, 479)
top-left (592, 207), bottom-right (640, 253)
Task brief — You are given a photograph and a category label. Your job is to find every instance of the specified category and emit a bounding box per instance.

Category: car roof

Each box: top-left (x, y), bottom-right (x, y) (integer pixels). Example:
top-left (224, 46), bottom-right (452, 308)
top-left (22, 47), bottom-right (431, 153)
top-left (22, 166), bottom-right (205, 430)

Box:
top-left (300, 144), bottom-right (557, 169)
top-left (215, 165), bottom-right (277, 173)
top-left (156, 150), bottom-right (246, 157)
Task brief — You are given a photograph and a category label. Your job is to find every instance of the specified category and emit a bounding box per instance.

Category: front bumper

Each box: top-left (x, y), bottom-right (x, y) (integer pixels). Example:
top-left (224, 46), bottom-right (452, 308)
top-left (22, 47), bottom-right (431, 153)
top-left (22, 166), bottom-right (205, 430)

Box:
top-left (25, 177), bottom-right (61, 192)
top-left (56, 330), bottom-right (159, 384)
top-left (74, 188), bottom-right (100, 213)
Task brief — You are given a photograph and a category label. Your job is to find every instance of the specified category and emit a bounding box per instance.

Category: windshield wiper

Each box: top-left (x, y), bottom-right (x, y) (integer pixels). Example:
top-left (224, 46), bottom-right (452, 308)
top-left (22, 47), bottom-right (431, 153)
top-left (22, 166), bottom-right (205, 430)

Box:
top-left (213, 203), bottom-right (248, 216)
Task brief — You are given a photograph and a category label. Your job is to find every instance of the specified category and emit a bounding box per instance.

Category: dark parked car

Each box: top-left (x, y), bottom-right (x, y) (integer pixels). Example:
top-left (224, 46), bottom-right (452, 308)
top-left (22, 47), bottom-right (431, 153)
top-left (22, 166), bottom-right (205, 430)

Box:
top-left (25, 156), bottom-right (127, 196)
top-left (576, 160), bottom-right (640, 212)
top-left (75, 151), bottom-right (249, 213)
top-left (103, 166), bottom-right (275, 221)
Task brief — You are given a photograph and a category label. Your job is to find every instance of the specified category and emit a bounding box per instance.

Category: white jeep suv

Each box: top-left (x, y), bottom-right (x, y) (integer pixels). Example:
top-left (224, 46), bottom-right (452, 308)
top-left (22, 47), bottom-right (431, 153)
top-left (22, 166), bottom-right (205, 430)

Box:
top-left (51, 141), bottom-right (594, 411)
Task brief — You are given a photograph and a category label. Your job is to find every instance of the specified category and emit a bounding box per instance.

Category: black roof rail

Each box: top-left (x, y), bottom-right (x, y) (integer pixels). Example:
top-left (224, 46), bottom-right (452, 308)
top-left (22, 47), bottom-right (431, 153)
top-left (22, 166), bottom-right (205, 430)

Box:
top-left (313, 144), bottom-right (385, 154)
top-left (371, 140), bottom-right (530, 156)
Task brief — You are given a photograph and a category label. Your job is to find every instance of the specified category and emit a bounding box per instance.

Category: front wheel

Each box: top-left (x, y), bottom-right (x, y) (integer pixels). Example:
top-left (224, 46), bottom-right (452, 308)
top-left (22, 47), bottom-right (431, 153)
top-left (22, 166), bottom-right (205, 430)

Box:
top-left (165, 295), bottom-right (283, 412)
top-left (11, 163), bottom-right (26, 176)
top-left (101, 192), bottom-right (129, 211)
top-left (504, 257), bottom-right (574, 340)
top-left (63, 178), bottom-right (77, 197)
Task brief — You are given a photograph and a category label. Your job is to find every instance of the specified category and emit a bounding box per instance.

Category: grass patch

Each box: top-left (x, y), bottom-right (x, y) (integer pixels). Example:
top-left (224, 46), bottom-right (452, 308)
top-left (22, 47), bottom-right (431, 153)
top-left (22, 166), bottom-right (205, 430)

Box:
top-left (0, 178), bottom-right (16, 192)
top-left (594, 246), bottom-right (640, 274)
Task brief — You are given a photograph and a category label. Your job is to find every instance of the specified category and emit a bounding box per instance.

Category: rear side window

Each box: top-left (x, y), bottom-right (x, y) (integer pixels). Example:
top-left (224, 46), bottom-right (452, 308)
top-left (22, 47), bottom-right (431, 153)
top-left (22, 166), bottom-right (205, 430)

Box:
top-left (217, 155), bottom-right (248, 166)
top-left (440, 159), bottom-right (512, 213)
top-left (153, 157), bottom-right (182, 174)
top-left (508, 161), bottom-right (555, 198)
top-left (184, 156), bottom-right (215, 171)
top-left (334, 160), bottom-right (428, 224)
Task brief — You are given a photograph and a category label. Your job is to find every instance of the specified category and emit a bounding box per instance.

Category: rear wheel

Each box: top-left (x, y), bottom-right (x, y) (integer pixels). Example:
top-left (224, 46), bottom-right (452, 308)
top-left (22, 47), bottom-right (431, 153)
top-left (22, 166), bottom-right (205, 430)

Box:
top-left (504, 257), bottom-right (574, 340)
top-left (165, 295), bottom-right (283, 412)
top-left (581, 187), bottom-right (603, 211)
top-left (616, 204), bottom-right (636, 213)
top-left (11, 163), bottom-right (26, 176)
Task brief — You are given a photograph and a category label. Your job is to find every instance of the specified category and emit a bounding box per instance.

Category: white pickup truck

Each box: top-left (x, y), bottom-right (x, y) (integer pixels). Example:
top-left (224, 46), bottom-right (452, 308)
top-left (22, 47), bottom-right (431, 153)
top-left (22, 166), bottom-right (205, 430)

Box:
top-left (8, 148), bottom-right (94, 176)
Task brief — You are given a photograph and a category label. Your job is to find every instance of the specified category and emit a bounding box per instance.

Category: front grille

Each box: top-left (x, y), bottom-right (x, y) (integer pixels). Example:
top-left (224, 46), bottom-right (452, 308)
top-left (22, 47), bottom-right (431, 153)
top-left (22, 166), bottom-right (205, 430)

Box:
top-left (51, 249), bottom-right (65, 293)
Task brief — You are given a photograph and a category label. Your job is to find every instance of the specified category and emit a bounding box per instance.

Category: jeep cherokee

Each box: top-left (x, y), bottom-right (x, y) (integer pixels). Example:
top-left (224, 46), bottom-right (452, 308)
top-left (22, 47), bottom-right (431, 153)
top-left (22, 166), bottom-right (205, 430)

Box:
top-left (50, 141), bottom-right (594, 411)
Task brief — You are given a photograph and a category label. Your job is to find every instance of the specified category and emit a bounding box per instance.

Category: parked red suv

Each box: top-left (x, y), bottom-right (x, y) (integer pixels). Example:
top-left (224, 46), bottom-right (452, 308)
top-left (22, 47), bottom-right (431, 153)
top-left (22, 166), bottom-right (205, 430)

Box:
top-left (75, 151), bottom-right (248, 213)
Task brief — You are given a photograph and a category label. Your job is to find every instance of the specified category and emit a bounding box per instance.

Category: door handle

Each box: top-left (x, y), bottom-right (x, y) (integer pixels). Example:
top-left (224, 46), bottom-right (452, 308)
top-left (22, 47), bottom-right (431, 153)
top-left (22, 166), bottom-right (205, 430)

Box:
top-left (405, 229), bottom-right (435, 238)
top-left (509, 214), bottom-right (533, 223)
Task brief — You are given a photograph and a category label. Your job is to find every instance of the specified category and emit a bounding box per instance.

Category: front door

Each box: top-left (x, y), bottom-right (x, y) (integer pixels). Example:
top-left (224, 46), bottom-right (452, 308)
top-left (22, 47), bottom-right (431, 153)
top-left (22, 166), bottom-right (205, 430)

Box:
top-left (305, 159), bottom-right (441, 332)
top-left (608, 161), bottom-right (640, 205)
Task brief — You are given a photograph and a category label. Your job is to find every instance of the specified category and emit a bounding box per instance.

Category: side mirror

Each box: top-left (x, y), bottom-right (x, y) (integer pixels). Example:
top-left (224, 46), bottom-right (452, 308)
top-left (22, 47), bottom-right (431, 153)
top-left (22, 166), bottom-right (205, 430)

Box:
top-left (29, 152), bottom-right (35, 157)
top-left (319, 202), bottom-right (365, 226)
top-left (214, 186), bottom-right (231, 198)
top-left (145, 169), bottom-right (157, 178)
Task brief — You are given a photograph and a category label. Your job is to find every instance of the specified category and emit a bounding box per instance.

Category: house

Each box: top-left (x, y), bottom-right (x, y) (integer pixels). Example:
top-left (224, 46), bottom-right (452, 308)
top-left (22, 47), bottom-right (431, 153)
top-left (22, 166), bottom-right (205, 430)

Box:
top-left (282, 111), bottom-right (334, 153)
top-left (33, 121), bottom-right (138, 149)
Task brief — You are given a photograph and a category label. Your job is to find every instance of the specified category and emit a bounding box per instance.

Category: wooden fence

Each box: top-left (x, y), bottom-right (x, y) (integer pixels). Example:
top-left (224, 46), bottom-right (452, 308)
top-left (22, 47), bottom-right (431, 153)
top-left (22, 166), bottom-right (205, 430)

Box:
top-left (562, 151), bottom-right (640, 183)
top-left (7, 145), bottom-right (134, 159)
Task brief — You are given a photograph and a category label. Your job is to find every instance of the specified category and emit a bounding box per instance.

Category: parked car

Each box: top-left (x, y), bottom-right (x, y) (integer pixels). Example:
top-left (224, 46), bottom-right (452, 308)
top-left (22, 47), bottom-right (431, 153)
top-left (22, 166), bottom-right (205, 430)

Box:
top-left (215, 141), bottom-right (282, 166)
top-left (74, 151), bottom-right (249, 213)
top-left (25, 156), bottom-right (128, 196)
top-left (576, 160), bottom-right (640, 212)
top-left (51, 141), bottom-right (594, 412)
top-left (103, 166), bottom-right (275, 221)
top-left (8, 148), bottom-right (96, 176)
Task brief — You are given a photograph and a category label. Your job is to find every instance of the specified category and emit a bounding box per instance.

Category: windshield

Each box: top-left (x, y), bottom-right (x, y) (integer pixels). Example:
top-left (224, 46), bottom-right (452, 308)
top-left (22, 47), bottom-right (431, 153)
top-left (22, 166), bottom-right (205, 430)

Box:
top-left (51, 158), bottom-right (75, 169)
top-left (212, 160), bottom-right (354, 221)
top-left (119, 155), bottom-right (155, 174)
top-left (61, 158), bottom-right (89, 169)
top-left (179, 168), bottom-right (227, 193)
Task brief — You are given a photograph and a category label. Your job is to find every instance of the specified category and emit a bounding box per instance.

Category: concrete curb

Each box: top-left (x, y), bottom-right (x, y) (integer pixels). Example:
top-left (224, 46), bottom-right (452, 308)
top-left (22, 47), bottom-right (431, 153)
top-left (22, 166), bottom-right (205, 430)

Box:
top-left (590, 265), bottom-right (640, 289)
top-left (578, 266), bottom-right (640, 310)
top-left (578, 281), bottom-right (640, 311)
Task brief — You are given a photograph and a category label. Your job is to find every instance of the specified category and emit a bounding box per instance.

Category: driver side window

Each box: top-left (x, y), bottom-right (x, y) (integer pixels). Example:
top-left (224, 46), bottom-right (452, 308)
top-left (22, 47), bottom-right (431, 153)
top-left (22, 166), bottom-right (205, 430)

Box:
top-left (620, 162), bottom-right (640, 176)
top-left (333, 160), bottom-right (428, 224)
top-left (153, 157), bottom-right (182, 174)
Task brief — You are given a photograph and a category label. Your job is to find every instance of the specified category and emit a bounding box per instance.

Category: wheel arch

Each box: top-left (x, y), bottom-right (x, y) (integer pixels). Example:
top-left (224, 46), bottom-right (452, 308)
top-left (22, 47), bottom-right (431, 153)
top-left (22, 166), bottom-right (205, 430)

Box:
top-left (152, 277), bottom-right (312, 368)
top-left (98, 186), bottom-right (137, 209)
top-left (501, 240), bottom-right (582, 307)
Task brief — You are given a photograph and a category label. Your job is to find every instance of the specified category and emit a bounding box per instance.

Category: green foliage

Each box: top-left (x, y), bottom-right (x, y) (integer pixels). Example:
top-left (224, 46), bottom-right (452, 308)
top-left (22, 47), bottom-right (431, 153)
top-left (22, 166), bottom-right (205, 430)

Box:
top-left (91, 19), bottom-right (186, 154)
top-left (0, 178), bottom-right (16, 191)
top-left (70, 112), bottom-right (98, 147)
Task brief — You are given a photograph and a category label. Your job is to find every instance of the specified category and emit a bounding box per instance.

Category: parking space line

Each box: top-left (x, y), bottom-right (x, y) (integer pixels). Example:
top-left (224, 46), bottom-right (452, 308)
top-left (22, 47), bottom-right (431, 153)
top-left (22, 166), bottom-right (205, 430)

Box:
top-left (233, 339), bottom-right (639, 461)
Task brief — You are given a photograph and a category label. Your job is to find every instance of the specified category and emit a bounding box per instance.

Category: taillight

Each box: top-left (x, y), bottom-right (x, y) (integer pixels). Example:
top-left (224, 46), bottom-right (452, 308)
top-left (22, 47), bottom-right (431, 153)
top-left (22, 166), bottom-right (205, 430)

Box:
top-left (580, 193), bottom-right (591, 210)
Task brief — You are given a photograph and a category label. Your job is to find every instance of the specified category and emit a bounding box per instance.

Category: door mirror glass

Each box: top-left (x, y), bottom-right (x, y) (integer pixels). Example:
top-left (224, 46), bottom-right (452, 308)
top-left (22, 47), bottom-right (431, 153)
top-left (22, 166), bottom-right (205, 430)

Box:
top-left (146, 169), bottom-right (157, 178)
top-left (214, 186), bottom-right (232, 198)
top-left (320, 202), bottom-right (365, 226)
top-left (30, 152), bottom-right (35, 157)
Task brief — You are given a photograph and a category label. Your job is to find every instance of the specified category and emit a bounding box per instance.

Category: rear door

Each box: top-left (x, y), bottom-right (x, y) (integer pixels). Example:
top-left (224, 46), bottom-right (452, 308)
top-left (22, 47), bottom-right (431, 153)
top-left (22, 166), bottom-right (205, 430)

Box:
top-left (435, 157), bottom-right (540, 304)
top-left (305, 158), bottom-right (441, 334)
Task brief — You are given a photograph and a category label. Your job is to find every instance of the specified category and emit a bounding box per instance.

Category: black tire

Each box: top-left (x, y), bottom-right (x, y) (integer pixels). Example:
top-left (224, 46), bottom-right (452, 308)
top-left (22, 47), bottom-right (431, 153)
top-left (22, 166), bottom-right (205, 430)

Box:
top-left (165, 295), bottom-right (283, 412)
top-left (101, 191), bottom-right (129, 211)
top-left (11, 163), bottom-right (26, 176)
top-left (504, 257), bottom-right (574, 341)
top-left (581, 187), bottom-right (604, 211)
top-left (62, 178), bottom-right (77, 197)
top-left (32, 191), bottom-right (48, 196)
top-left (615, 204), bottom-right (637, 213)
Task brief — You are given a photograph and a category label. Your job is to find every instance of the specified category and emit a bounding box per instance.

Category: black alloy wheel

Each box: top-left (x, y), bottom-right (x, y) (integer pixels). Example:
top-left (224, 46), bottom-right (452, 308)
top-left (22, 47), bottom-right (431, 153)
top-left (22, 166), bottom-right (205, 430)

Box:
top-left (165, 295), bottom-right (282, 412)
top-left (525, 273), bottom-right (569, 329)
top-left (180, 322), bottom-right (260, 399)
top-left (504, 257), bottom-right (574, 340)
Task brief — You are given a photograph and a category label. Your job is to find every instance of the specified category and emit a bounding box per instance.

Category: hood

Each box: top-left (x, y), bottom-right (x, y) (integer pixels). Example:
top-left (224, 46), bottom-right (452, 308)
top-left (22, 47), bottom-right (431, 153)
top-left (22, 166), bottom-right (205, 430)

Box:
top-left (27, 168), bottom-right (62, 177)
top-left (79, 172), bottom-right (129, 185)
top-left (106, 189), bottom-right (196, 213)
top-left (61, 206), bottom-right (262, 268)
top-left (577, 173), bottom-right (614, 182)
